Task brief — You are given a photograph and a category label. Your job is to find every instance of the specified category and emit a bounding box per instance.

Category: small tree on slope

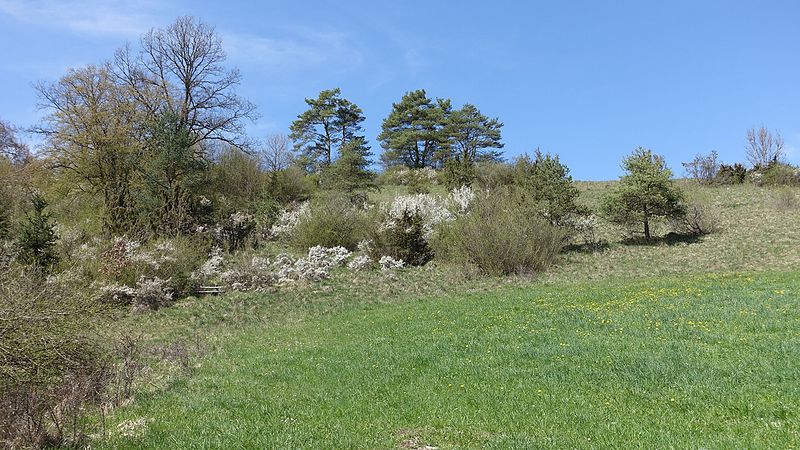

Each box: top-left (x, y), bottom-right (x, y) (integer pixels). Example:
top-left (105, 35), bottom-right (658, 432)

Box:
top-left (601, 147), bottom-right (685, 241)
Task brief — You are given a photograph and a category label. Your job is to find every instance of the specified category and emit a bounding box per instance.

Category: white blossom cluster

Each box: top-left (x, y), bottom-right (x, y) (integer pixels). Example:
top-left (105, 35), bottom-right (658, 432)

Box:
top-left (130, 240), bottom-right (178, 270)
top-left (449, 185), bottom-right (476, 213)
top-left (566, 214), bottom-right (603, 248)
top-left (229, 211), bottom-right (254, 227)
top-left (379, 255), bottom-right (405, 271)
top-left (381, 186), bottom-right (475, 238)
top-left (347, 255), bottom-right (372, 271)
top-left (270, 202), bottom-right (310, 239)
top-left (274, 246), bottom-right (352, 284)
top-left (96, 276), bottom-right (173, 311)
top-left (389, 167), bottom-right (438, 185)
top-left (221, 246), bottom-right (353, 291)
top-left (568, 214), bottom-right (599, 233)
top-left (221, 256), bottom-right (276, 292)
top-left (194, 247), bottom-right (224, 280)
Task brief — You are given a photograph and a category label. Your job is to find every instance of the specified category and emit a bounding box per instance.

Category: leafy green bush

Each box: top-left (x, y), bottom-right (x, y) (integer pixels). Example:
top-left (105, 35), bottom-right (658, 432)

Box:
top-left (440, 158), bottom-right (476, 189)
top-left (761, 163), bottom-right (800, 187)
top-left (0, 265), bottom-right (107, 448)
top-left (291, 195), bottom-right (370, 251)
top-left (715, 163), bottom-right (747, 184)
top-left (434, 189), bottom-right (567, 275)
top-left (473, 161), bottom-right (515, 190)
top-left (265, 166), bottom-right (315, 204)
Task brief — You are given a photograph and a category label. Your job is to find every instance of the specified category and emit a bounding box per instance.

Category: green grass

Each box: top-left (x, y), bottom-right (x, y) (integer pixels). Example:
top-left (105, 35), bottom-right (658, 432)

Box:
top-left (100, 271), bottom-right (800, 448)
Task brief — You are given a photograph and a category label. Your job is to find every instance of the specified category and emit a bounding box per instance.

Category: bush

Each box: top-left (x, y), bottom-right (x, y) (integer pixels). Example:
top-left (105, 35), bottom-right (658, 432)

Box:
top-left (434, 189), bottom-right (567, 275)
top-left (264, 166), bottom-right (315, 204)
top-left (770, 187), bottom-right (799, 210)
top-left (0, 266), bottom-right (107, 448)
top-left (95, 235), bottom-right (208, 300)
top-left (715, 163), bottom-right (747, 184)
top-left (369, 210), bottom-right (434, 267)
top-left (473, 161), bottom-right (515, 190)
top-left (670, 203), bottom-right (721, 236)
top-left (378, 167), bottom-right (438, 194)
top-left (291, 195), bottom-right (370, 251)
top-left (440, 158), bottom-right (476, 189)
top-left (761, 163), bottom-right (800, 187)
top-left (682, 150), bottom-right (720, 184)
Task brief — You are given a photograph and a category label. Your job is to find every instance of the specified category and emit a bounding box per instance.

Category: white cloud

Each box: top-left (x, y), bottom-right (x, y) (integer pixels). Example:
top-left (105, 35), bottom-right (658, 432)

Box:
top-left (0, 0), bottom-right (165, 37)
top-left (222, 28), bottom-right (363, 73)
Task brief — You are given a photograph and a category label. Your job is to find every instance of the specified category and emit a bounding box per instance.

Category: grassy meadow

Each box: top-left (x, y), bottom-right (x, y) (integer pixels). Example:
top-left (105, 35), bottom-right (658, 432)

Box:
top-left (94, 181), bottom-right (800, 448)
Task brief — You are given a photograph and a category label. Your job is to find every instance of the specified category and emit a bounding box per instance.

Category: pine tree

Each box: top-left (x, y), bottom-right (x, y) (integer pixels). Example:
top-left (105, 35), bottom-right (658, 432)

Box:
top-left (445, 104), bottom-right (504, 164)
top-left (516, 149), bottom-right (582, 225)
top-left (290, 88), bottom-right (366, 172)
top-left (18, 194), bottom-right (59, 270)
top-left (601, 147), bottom-right (686, 241)
top-left (378, 90), bottom-right (450, 169)
top-left (323, 136), bottom-right (376, 201)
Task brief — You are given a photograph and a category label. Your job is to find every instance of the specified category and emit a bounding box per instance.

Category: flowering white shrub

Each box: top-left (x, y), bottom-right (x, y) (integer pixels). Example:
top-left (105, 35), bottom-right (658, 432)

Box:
top-left (96, 283), bottom-right (137, 304)
top-left (221, 256), bottom-right (276, 292)
top-left (274, 246), bottom-right (351, 284)
top-left (219, 246), bottom-right (352, 291)
top-left (194, 247), bottom-right (224, 280)
top-left (347, 255), bottom-right (372, 271)
top-left (386, 167), bottom-right (438, 185)
top-left (379, 255), bottom-right (405, 271)
top-left (449, 185), bottom-right (475, 213)
top-left (382, 194), bottom-right (453, 238)
top-left (94, 276), bottom-right (172, 310)
top-left (130, 239), bottom-right (178, 270)
top-left (270, 202), bottom-right (310, 239)
top-left (568, 214), bottom-right (603, 249)
top-left (357, 239), bottom-right (373, 254)
top-left (381, 186), bottom-right (475, 238)
top-left (307, 245), bottom-right (351, 266)
top-left (133, 276), bottom-right (173, 311)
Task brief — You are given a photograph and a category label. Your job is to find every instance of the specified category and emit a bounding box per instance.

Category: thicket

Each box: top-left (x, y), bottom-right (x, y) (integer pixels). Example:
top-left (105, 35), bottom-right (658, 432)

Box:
top-left (434, 189), bottom-right (567, 275)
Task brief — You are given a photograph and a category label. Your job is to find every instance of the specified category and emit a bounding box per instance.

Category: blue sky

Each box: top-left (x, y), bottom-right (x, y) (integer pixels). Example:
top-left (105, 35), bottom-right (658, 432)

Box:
top-left (1, 0), bottom-right (799, 180)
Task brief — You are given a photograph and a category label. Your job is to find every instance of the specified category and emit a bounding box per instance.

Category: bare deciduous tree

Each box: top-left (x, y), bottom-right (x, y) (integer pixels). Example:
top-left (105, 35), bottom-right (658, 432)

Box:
top-left (113, 16), bottom-right (258, 151)
top-left (0, 119), bottom-right (30, 164)
top-left (261, 133), bottom-right (293, 174)
top-left (682, 150), bottom-right (720, 184)
top-left (746, 125), bottom-right (785, 168)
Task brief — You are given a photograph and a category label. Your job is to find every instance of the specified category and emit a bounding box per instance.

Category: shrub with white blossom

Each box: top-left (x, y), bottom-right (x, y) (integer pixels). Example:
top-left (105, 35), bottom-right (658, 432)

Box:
top-left (568, 214), bottom-right (604, 249)
top-left (347, 255), bottom-right (372, 271)
top-left (133, 276), bottom-right (173, 311)
top-left (381, 186), bottom-right (474, 239)
top-left (270, 202), bottom-right (310, 239)
top-left (379, 255), bottom-right (405, 271)
top-left (194, 247), bottom-right (224, 281)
